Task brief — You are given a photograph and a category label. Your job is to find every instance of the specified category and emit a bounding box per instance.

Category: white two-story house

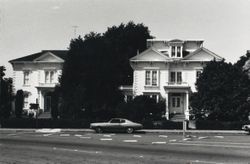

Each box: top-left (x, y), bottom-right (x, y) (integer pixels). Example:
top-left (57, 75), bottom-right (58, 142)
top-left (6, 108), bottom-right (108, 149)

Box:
top-left (129, 39), bottom-right (223, 121)
top-left (9, 50), bottom-right (67, 114)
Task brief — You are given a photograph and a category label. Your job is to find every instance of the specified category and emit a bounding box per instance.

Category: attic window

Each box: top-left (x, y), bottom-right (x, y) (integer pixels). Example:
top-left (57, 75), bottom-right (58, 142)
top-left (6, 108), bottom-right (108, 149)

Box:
top-left (171, 46), bottom-right (182, 58)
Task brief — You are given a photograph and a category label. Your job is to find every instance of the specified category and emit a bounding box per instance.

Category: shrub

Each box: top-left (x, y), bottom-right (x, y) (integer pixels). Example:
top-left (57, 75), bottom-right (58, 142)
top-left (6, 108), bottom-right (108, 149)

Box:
top-left (15, 90), bottom-right (24, 118)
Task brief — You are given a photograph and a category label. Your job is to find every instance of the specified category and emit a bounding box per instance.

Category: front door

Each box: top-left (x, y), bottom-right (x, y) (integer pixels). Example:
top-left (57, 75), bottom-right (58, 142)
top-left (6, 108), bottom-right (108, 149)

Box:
top-left (171, 96), bottom-right (183, 114)
top-left (44, 95), bottom-right (51, 112)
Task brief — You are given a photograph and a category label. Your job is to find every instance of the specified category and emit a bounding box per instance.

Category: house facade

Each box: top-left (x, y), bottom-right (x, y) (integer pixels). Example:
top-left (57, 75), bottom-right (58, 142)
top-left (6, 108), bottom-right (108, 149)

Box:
top-left (9, 50), bottom-right (67, 114)
top-left (128, 39), bottom-right (223, 121)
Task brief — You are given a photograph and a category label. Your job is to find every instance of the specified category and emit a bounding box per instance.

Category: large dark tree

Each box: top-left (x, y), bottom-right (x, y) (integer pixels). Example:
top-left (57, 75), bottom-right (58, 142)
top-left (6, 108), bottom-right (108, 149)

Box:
top-left (0, 66), bottom-right (13, 119)
top-left (190, 60), bottom-right (250, 121)
top-left (103, 21), bottom-right (153, 84)
top-left (59, 22), bottom-right (152, 120)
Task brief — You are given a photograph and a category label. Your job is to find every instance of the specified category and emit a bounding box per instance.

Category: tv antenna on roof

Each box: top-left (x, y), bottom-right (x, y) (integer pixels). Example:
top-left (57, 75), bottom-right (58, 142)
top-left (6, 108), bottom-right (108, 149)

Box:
top-left (72, 25), bottom-right (79, 38)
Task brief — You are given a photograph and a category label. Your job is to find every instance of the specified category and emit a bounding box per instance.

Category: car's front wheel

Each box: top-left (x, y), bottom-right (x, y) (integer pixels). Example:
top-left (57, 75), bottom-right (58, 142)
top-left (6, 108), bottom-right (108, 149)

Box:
top-left (95, 127), bottom-right (103, 133)
top-left (126, 127), bottom-right (134, 134)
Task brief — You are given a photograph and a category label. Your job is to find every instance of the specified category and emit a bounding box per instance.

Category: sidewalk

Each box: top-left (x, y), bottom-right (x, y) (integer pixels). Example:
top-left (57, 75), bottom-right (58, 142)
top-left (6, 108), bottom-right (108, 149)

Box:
top-left (0, 128), bottom-right (247, 135)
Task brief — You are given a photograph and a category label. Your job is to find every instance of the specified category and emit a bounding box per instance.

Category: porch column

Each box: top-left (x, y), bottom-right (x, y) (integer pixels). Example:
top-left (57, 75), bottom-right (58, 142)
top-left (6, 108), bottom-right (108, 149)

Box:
top-left (185, 91), bottom-right (189, 120)
top-left (165, 91), bottom-right (169, 120)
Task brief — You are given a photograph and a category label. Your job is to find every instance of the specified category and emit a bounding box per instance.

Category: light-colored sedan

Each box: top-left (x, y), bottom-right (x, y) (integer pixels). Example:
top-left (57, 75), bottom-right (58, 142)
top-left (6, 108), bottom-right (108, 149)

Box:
top-left (242, 124), bottom-right (250, 133)
top-left (90, 118), bottom-right (143, 134)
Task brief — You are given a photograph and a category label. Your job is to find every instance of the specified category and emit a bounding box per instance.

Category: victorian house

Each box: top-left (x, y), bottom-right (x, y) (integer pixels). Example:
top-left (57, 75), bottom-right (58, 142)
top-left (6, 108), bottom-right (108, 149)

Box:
top-left (9, 50), bottom-right (67, 116)
top-left (127, 39), bottom-right (223, 121)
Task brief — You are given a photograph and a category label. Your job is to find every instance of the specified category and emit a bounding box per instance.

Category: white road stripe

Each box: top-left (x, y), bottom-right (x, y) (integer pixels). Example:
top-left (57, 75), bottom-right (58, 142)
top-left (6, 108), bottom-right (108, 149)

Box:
top-left (198, 136), bottom-right (208, 139)
top-left (214, 136), bottom-right (224, 139)
top-left (74, 134), bottom-right (82, 137)
top-left (183, 138), bottom-right (191, 141)
top-left (169, 139), bottom-right (177, 142)
top-left (7, 134), bottom-right (17, 136)
top-left (152, 142), bottom-right (166, 144)
top-left (60, 134), bottom-right (70, 137)
top-left (52, 147), bottom-right (102, 154)
top-left (191, 160), bottom-right (225, 164)
top-left (158, 135), bottom-right (168, 138)
top-left (185, 140), bottom-right (250, 145)
top-left (100, 138), bottom-right (112, 141)
top-left (123, 140), bottom-right (138, 143)
top-left (80, 136), bottom-right (91, 139)
top-left (43, 134), bottom-right (53, 137)
top-left (133, 135), bottom-right (141, 138)
top-left (170, 142), bottom-right (250, 149)
top-left (103, 135), bottom-right (112, 137)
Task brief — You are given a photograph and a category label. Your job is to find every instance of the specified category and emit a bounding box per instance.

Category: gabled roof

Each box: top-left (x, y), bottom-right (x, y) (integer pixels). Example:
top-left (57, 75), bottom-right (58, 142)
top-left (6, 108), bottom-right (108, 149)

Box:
top-left (9, 50), bottom-right (68, 63)
top-left (130, 47), bottom-right (171, 62)
top-left (182, 47), bottom-right (223, 61)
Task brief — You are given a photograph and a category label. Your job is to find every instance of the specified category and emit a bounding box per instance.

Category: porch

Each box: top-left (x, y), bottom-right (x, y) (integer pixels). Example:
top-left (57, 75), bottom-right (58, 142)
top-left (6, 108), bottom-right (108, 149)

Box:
top-left (164, 83), bottom-right (191, 121)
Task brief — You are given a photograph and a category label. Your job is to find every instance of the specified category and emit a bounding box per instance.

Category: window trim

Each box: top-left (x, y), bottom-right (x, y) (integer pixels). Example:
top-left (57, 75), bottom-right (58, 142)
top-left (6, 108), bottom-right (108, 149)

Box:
top-left (170, 71), bottom-right (182, 84)
top-left (23, 70), bottom-right (30, 85)
top-left (145, 70), bottom-right (159, 87)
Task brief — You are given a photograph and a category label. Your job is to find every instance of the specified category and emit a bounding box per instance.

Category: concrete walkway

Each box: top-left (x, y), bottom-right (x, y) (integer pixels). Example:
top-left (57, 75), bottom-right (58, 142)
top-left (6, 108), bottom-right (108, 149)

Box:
top-left (0, 128), bottom-right (248, 135)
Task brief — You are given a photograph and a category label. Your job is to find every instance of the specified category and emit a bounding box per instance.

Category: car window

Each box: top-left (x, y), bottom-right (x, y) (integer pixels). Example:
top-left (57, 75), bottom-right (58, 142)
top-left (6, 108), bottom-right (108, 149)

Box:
top-left (120, 119), bottom-right (125, 123)
top-left (110, 119), bottom-right (120, 123)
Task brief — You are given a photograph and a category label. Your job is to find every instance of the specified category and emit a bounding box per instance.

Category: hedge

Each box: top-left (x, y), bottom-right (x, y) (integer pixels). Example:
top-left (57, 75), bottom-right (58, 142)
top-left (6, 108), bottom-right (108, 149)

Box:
top-left (0, 118), bottom-right (91, 129)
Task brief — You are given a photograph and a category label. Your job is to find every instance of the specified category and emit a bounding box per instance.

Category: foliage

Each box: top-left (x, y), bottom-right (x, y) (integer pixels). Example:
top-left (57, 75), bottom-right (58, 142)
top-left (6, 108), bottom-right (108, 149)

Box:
top-left (191, 60), bottom-right (250, 121)
top-left (0, 66), bottom-right (13, 119)
top-left (51, 86), bottom-right (60, 119)
top-left (15, 90), bottom-right (24, 118)
top-left (115, 95), bottom-right (165, 122)
top-left (59, 22), bottom-right (152, 120)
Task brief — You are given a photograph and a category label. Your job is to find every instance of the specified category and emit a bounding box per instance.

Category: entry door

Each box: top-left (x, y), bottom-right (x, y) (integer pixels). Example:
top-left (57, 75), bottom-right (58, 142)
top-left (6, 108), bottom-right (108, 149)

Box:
top-left (44, 96), bottom-right (51, 112)
top-left (171, 96), bottom-right (183, 114)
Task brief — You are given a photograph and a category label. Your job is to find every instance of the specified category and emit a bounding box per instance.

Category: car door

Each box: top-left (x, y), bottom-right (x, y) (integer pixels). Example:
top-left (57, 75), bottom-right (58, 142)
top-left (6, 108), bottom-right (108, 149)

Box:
top-left (109, 119), bottom-right (121, 132)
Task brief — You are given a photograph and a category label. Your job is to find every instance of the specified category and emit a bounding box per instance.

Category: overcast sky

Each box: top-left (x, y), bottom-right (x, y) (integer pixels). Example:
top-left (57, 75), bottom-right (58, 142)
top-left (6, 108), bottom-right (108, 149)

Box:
top-left (1, 0), bottom-right (250, 77)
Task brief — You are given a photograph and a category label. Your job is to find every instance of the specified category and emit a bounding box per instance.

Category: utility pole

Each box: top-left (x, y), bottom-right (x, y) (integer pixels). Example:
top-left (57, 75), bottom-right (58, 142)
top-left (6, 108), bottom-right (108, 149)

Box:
top-left (72, 25), bottom-right (78, 38)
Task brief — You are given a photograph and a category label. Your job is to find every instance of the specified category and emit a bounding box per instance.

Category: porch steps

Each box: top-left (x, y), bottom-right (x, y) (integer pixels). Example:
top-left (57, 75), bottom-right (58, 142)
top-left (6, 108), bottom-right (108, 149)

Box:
top-left (170, 114), bottom-right (185, 122)
top-left (38, 112), bottom-right (51, 119)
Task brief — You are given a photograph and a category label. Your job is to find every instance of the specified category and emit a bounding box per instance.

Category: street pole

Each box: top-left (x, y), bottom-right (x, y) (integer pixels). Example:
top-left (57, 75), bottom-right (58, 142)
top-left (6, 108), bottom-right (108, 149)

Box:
top-left (183, 120), bottom-right (187, 138)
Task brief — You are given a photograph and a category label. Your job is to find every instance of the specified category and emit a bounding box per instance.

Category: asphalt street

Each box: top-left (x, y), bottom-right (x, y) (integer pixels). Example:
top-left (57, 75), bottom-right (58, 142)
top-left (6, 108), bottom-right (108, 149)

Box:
top-left (0, 130), bottom-right (250, 164)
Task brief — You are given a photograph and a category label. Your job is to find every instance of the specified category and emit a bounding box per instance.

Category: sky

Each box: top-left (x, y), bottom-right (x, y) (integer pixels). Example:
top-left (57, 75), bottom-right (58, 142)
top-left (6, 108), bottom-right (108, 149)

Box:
top-left (1, 0), bottom-right (250, 77)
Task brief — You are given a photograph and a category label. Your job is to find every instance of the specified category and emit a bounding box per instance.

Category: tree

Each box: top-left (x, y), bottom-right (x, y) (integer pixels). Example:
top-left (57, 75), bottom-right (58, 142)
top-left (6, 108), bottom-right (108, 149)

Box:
top-left (103, 21), bottom-right (153, 85)
top-left (59, 22), bottom-right (152, 120)
top-left (190, 60), bottom-right (250, 121)
top-left (15, 90), bottom-right (24, 118)
top-left (0, 66), bottom-right (13, 119)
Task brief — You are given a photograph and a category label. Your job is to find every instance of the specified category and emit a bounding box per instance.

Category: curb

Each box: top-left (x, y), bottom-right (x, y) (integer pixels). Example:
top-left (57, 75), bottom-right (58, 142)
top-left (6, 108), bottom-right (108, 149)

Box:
top-left (0, 128), bottom-right (247, 135)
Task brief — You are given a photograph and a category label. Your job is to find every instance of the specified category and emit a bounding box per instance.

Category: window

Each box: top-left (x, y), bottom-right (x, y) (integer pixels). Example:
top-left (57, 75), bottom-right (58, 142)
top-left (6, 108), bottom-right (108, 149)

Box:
top-left (45, 71), bottom-right (55, 83)
top-left (145, 70), bottom-right (158, 86)
top-left (170, 72), bottom-right (182, 83)
top-left (110, 119), bottom-right (120, 123)
top-left (172, 97), bottom-right (181, 107)
top-left (177, 72), bottom-right (182, 83)
top-left (171, 46), bottom-right (182, 58)
top-left (24, 95), bottom-right (29, 108)
top-left (23, 71), bottom-right (30, 85)
top-left (196, 70), bottom-right (202, 80)
top-left (145, 71), bottom-right (151, 85)
top-left (170, 72), bottom-right (176, 83)
top-left (177, 46), bottom-right (181, 57)
top-left (152, 71), bottom-right (157, 86)
top-left (171, 46), bottom-right (175, 57)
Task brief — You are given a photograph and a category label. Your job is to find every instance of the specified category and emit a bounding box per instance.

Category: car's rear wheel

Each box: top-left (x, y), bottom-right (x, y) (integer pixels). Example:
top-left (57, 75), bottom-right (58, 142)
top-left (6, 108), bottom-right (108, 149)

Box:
top-left (95, 127), bottom-right (103, 133)
top-left (126, 127), bottom-right (134, 134)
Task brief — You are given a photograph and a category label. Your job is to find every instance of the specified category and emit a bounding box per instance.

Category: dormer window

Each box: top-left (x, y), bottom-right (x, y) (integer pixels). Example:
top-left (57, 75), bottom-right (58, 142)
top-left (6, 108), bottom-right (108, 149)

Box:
top-left (171, 46), bottom-right (182, 58)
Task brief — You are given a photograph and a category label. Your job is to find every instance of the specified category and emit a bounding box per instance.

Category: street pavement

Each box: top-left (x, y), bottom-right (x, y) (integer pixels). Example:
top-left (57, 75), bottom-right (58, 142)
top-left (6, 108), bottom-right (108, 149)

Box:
top-left (0, 129), bottom-right (250, 163)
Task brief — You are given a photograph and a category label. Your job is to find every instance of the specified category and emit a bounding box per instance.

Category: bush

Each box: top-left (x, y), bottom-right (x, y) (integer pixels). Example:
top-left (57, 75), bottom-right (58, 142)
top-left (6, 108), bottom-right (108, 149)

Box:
top-left (0, 118), bottom-right (91, 128)
top-left (15, 90), bottom-right (24, 118)
top-left (115, 95), bottom-right (165, 122)
top-left (195, 120), bottom-right (250, 130)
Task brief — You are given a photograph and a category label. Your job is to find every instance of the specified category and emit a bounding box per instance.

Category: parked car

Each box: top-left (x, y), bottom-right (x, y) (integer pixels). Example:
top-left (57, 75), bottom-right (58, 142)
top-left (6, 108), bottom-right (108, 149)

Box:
top-left (90, 118), bottom-right (143, 134)
top-left (242, 124), bottom-right (250, 133)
